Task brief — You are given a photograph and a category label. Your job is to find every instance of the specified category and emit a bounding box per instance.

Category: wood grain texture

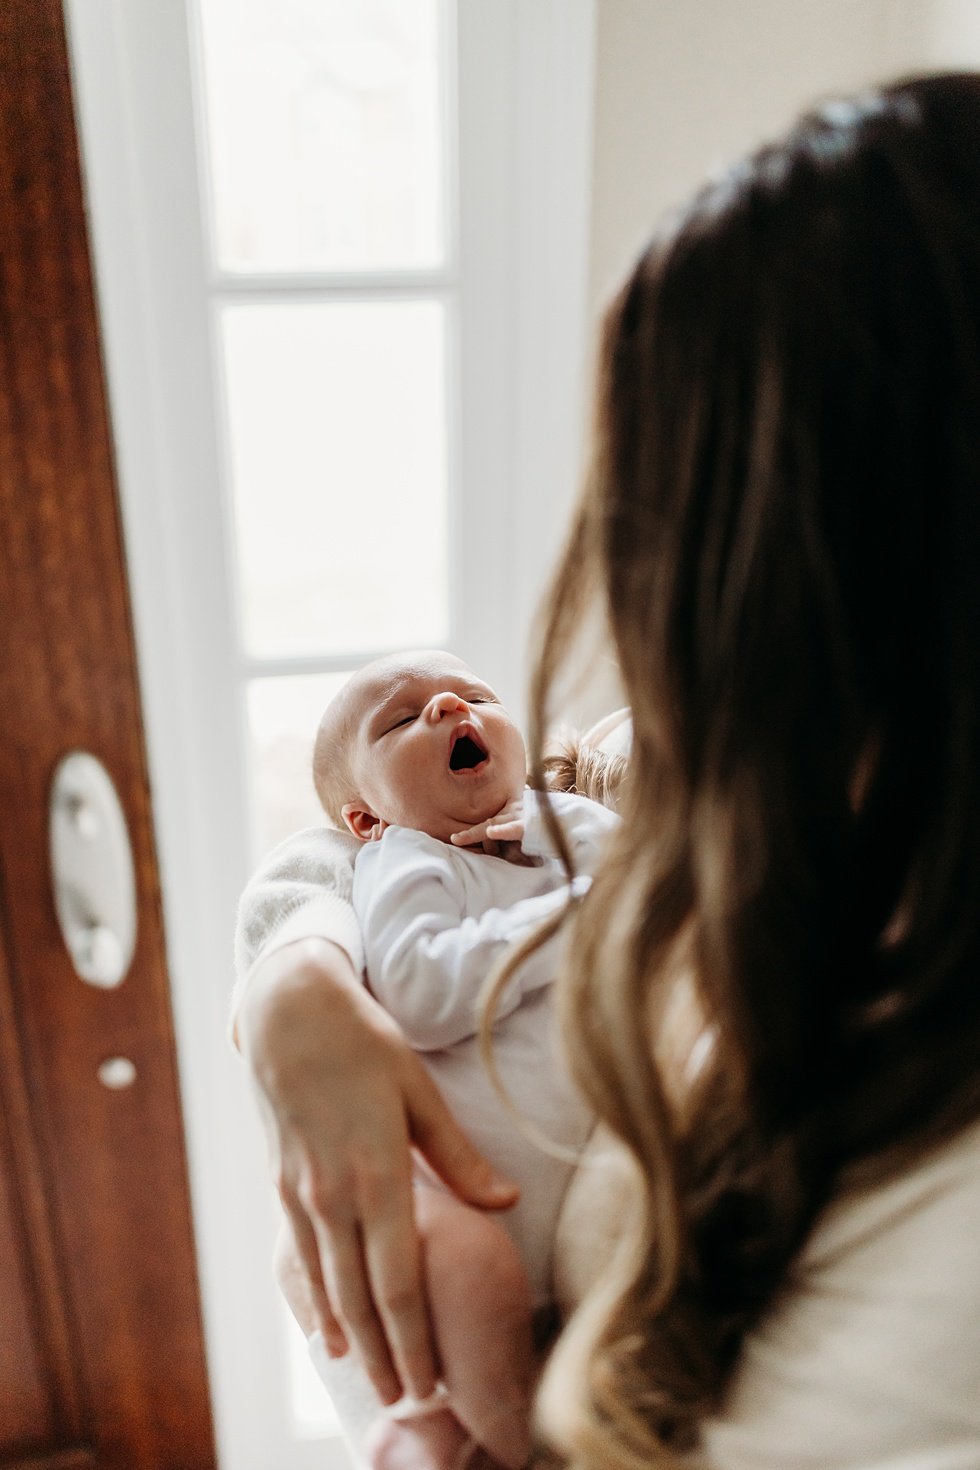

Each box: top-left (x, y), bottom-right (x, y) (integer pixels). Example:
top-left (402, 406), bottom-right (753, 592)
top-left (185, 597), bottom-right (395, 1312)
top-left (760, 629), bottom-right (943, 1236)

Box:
top-left (6, 1451), bottom-right (96, 1470)
top-left (0, 910), bottom-right (87, 1456)
top-left (0, 3), bottom-right (216, 1467)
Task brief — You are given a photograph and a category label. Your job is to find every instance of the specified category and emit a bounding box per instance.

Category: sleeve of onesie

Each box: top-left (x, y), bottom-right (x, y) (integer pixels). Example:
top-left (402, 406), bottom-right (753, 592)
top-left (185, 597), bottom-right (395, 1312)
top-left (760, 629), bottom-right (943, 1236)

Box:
top-left (230, 825), bottom-right (363, 1046)
top-left (521, 788), bottom-right (621, 873)
top-left (354, 827), bottom-right (583, 1052)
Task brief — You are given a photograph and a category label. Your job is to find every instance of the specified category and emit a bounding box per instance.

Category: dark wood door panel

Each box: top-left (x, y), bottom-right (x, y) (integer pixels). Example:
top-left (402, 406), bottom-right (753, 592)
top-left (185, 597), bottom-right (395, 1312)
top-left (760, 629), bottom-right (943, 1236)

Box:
top-left (0, 1083), bottom-right (63, 1453)
top-left (0, 4), bottom-right (216, 1467)
top-left (0, 904), bottom-right (87, 1465)
top-left (6, 1453), bottom-right (96, 1470)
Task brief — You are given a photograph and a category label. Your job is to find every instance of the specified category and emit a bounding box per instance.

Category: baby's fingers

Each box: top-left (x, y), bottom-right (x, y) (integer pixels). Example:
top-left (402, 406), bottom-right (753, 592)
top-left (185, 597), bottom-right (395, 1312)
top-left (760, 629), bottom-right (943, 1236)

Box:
top-left (485, 820), bottom-right (523, 842)
top-left (450, 821), bottom-right (490, 847)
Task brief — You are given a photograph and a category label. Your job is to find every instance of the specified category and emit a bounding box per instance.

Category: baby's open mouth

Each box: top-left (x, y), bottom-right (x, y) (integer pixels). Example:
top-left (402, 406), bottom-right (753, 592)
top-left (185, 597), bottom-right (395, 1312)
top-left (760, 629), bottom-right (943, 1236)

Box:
top-left (449, 727), bottom-right (489, 772)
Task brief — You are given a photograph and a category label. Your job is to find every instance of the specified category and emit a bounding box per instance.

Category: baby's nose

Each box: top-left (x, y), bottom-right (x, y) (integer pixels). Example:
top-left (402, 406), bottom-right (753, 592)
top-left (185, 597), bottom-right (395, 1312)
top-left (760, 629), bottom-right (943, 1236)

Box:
top-left (427, 690), bottom-right (469, 721)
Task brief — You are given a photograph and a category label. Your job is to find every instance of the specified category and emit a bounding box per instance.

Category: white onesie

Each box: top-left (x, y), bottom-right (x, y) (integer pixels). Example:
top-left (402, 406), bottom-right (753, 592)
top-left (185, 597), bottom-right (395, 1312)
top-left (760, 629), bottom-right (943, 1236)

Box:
top-left (352, 788), bottom-right (620, 1305)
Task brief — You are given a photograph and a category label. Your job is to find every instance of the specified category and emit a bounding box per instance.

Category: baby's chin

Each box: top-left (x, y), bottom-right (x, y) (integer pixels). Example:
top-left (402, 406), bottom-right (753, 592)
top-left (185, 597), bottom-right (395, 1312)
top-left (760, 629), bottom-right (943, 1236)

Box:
top-left (426, 811), bottom-right (498, 844)
top-left (417, 796), bottom-right (520, 845)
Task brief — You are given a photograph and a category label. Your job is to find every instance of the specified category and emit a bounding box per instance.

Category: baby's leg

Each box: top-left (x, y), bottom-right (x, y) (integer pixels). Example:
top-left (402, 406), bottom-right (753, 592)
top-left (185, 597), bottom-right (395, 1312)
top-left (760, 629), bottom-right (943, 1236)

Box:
top-left (367, 1183), bottom-right (535, 1470)
top-left (423, 1184), bottom-right (535, 1464)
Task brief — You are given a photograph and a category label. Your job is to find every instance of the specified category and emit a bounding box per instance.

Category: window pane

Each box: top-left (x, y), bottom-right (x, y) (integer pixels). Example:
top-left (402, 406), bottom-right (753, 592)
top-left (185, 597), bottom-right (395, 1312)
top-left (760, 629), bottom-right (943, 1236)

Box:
top-left (223, 300), bottom-right (449, 660)
top-left (246, 673), bottom-right (352, 858)
top-left (197, 0), bottom-right (445, 273)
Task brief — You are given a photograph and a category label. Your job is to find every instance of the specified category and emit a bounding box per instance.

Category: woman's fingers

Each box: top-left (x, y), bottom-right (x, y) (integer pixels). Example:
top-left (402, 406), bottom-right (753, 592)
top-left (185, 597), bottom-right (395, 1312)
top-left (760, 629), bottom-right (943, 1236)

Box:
top-left (310, 1207), bottom-right (403, 1405)
top-left (407, 1064), bottom-right (520, 1209)
top-left (361, 1166), bottom-right (439, 1401)
top-left (279, 1195), bottom-right (345, 1351)
top-left (274, 1212), bottom-right (345, 1350)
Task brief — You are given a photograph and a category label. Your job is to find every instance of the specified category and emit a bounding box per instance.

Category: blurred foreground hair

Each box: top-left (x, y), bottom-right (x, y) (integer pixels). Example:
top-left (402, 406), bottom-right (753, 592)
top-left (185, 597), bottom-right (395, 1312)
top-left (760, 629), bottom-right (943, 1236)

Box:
top-left (510, 74), bottom-right (980, 1466)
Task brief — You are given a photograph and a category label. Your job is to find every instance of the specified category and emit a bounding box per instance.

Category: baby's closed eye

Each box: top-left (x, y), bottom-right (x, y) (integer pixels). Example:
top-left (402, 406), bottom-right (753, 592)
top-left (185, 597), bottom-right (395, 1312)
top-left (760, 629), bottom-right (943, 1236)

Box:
top-left (386, 713), bottom-right (418, 732)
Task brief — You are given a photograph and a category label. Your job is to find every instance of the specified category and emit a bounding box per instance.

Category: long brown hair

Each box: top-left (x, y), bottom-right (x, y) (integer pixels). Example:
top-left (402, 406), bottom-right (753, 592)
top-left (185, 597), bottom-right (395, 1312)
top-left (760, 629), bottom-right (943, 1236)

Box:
top-left (523, 74), bottom-right (980, 1464)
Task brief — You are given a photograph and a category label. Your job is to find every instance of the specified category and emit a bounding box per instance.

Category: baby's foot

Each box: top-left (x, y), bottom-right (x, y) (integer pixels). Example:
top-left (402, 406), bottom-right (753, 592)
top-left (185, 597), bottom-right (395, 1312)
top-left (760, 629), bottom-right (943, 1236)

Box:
top-left (366, 1407), bottom-right (477, 1470)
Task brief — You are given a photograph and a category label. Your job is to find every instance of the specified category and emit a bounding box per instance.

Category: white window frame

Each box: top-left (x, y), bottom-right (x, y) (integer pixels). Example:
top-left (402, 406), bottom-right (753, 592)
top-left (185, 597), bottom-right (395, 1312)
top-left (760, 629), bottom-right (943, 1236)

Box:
top-left (199, 0), bottom-right (460, 709)
top-left (64, 3), bottom-right (596, 1468)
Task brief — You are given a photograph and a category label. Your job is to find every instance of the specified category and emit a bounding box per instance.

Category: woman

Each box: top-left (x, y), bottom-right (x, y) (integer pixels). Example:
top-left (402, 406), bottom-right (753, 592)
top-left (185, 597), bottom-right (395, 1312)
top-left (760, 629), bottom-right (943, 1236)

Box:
top-left (235, 74), bottom-right (980, 1466)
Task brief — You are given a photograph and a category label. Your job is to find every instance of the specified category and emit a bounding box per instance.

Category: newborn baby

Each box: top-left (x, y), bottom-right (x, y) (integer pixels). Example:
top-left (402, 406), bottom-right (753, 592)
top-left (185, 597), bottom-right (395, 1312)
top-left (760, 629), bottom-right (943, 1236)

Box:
top-left (313, 649), bottom-right (620, 1470)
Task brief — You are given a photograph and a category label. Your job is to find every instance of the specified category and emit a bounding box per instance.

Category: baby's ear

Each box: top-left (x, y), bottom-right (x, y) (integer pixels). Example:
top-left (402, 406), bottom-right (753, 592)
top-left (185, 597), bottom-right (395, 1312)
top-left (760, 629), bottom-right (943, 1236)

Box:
top-left (341, 803), bottom-right (386, 843)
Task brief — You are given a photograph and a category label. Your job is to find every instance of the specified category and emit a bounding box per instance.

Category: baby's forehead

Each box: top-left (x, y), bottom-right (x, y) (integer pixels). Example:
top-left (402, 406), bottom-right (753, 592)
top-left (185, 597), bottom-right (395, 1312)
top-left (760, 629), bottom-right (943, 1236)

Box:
top-left (359, 664), bottom-right (481, 714)
top-left (347, 655), bottom-right (484, 723)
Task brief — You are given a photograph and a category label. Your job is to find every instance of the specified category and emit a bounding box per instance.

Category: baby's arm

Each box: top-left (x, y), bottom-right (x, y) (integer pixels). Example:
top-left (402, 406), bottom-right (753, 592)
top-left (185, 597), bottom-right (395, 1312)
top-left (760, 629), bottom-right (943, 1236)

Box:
top-left (354, 830), bottom-right (583, 1052)
top-left (523, 789), bottom-right (621, 874)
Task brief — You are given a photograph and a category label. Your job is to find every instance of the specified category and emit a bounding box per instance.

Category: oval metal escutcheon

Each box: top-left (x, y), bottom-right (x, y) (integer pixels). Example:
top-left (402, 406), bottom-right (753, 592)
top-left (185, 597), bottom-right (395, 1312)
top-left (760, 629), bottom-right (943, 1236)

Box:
top-left (49, 751), bottom-right (137, 989)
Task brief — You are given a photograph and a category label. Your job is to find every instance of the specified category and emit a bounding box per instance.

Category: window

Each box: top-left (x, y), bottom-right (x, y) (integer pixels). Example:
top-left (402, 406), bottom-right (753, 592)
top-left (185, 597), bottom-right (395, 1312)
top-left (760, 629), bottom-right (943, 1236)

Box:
top-left (66, 1), bottom-right (596, 1464)
top-left (195, 0), bottom-right (456, 855)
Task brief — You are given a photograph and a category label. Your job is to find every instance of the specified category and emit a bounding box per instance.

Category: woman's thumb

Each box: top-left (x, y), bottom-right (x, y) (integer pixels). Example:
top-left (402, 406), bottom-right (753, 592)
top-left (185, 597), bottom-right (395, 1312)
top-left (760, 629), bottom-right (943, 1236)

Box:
top-left (408, 1079), bottom-right (519, 1208)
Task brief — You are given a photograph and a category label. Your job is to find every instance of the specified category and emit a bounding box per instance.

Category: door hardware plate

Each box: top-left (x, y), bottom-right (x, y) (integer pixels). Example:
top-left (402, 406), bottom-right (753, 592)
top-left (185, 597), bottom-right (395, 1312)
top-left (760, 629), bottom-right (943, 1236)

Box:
top-left (49, 751), bottom-right (137, 988)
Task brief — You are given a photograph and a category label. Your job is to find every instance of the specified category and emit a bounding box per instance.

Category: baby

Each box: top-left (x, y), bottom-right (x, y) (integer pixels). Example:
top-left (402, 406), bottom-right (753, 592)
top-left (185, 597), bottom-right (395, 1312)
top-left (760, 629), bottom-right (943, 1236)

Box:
top-left (312, 649), bottom-right (621, 1470)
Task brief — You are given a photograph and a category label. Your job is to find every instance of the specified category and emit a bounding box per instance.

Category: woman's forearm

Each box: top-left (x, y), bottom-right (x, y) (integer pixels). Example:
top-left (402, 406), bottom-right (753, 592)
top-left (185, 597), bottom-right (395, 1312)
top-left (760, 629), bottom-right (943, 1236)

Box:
top-left (237, 933), bottom-right (520, 1405)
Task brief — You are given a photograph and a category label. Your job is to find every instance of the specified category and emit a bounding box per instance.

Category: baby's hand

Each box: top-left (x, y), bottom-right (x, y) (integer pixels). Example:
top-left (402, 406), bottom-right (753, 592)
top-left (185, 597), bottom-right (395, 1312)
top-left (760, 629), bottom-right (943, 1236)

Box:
top-left (450, 798), bottom-right (525, 855)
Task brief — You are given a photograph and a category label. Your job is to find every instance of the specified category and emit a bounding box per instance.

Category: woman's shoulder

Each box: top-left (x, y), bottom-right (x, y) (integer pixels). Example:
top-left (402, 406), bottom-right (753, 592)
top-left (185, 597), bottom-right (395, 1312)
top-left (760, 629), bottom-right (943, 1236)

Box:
top-left (700, 1116), bottom-right (980, 1468)
top-left (800, 1113), bottom-right (980, 1273)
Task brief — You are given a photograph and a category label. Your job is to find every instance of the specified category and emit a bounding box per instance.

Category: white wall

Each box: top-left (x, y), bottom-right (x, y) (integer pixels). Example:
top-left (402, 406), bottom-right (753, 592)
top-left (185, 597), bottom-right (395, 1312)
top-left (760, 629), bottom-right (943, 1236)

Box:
top-left (569, 0), bottom-right (980, 722)
top-left (925, 0), bottom-right (980, 66)
top-left (589, 0), bottom-right (980, 311)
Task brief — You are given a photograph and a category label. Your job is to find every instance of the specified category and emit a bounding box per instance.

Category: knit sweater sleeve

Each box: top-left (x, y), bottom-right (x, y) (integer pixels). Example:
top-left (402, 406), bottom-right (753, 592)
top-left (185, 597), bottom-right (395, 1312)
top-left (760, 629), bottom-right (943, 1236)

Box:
top-left (231, 825), bottom-right (362, 1044)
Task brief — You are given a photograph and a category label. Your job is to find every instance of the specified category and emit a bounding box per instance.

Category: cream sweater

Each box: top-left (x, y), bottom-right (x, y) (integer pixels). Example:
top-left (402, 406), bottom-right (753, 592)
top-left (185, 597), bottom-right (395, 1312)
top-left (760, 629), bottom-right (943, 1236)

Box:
top-left (234, 824), bottom-right (980, 1468)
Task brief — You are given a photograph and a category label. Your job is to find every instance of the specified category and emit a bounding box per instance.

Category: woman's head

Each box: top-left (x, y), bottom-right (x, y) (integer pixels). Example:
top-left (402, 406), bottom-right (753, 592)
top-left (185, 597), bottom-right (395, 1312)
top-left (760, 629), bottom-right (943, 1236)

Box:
top-left (533, 74), bottom-right (980, 1466)
top-left (604, 74), bottom-right (977, 796)
top-left (586, 71), bottom-right (980, 1100)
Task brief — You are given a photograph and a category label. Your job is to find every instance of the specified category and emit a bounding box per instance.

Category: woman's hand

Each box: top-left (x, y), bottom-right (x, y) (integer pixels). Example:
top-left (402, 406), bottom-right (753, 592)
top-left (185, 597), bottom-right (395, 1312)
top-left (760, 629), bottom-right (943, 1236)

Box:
top-left (237, 937), bottom-right (520, 1405)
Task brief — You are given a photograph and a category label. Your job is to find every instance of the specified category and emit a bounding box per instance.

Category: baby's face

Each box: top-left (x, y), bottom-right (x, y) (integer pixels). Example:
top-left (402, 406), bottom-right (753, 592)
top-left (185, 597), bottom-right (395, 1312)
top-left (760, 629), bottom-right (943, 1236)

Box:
top-left (342, 653), bottom-right (526, 843)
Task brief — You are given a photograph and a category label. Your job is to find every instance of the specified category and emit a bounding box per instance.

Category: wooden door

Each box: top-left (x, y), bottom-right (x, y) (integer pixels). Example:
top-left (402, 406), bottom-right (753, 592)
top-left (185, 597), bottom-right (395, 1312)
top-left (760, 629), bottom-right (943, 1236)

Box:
top-left (0, 3), bottom-right (216, 1467)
